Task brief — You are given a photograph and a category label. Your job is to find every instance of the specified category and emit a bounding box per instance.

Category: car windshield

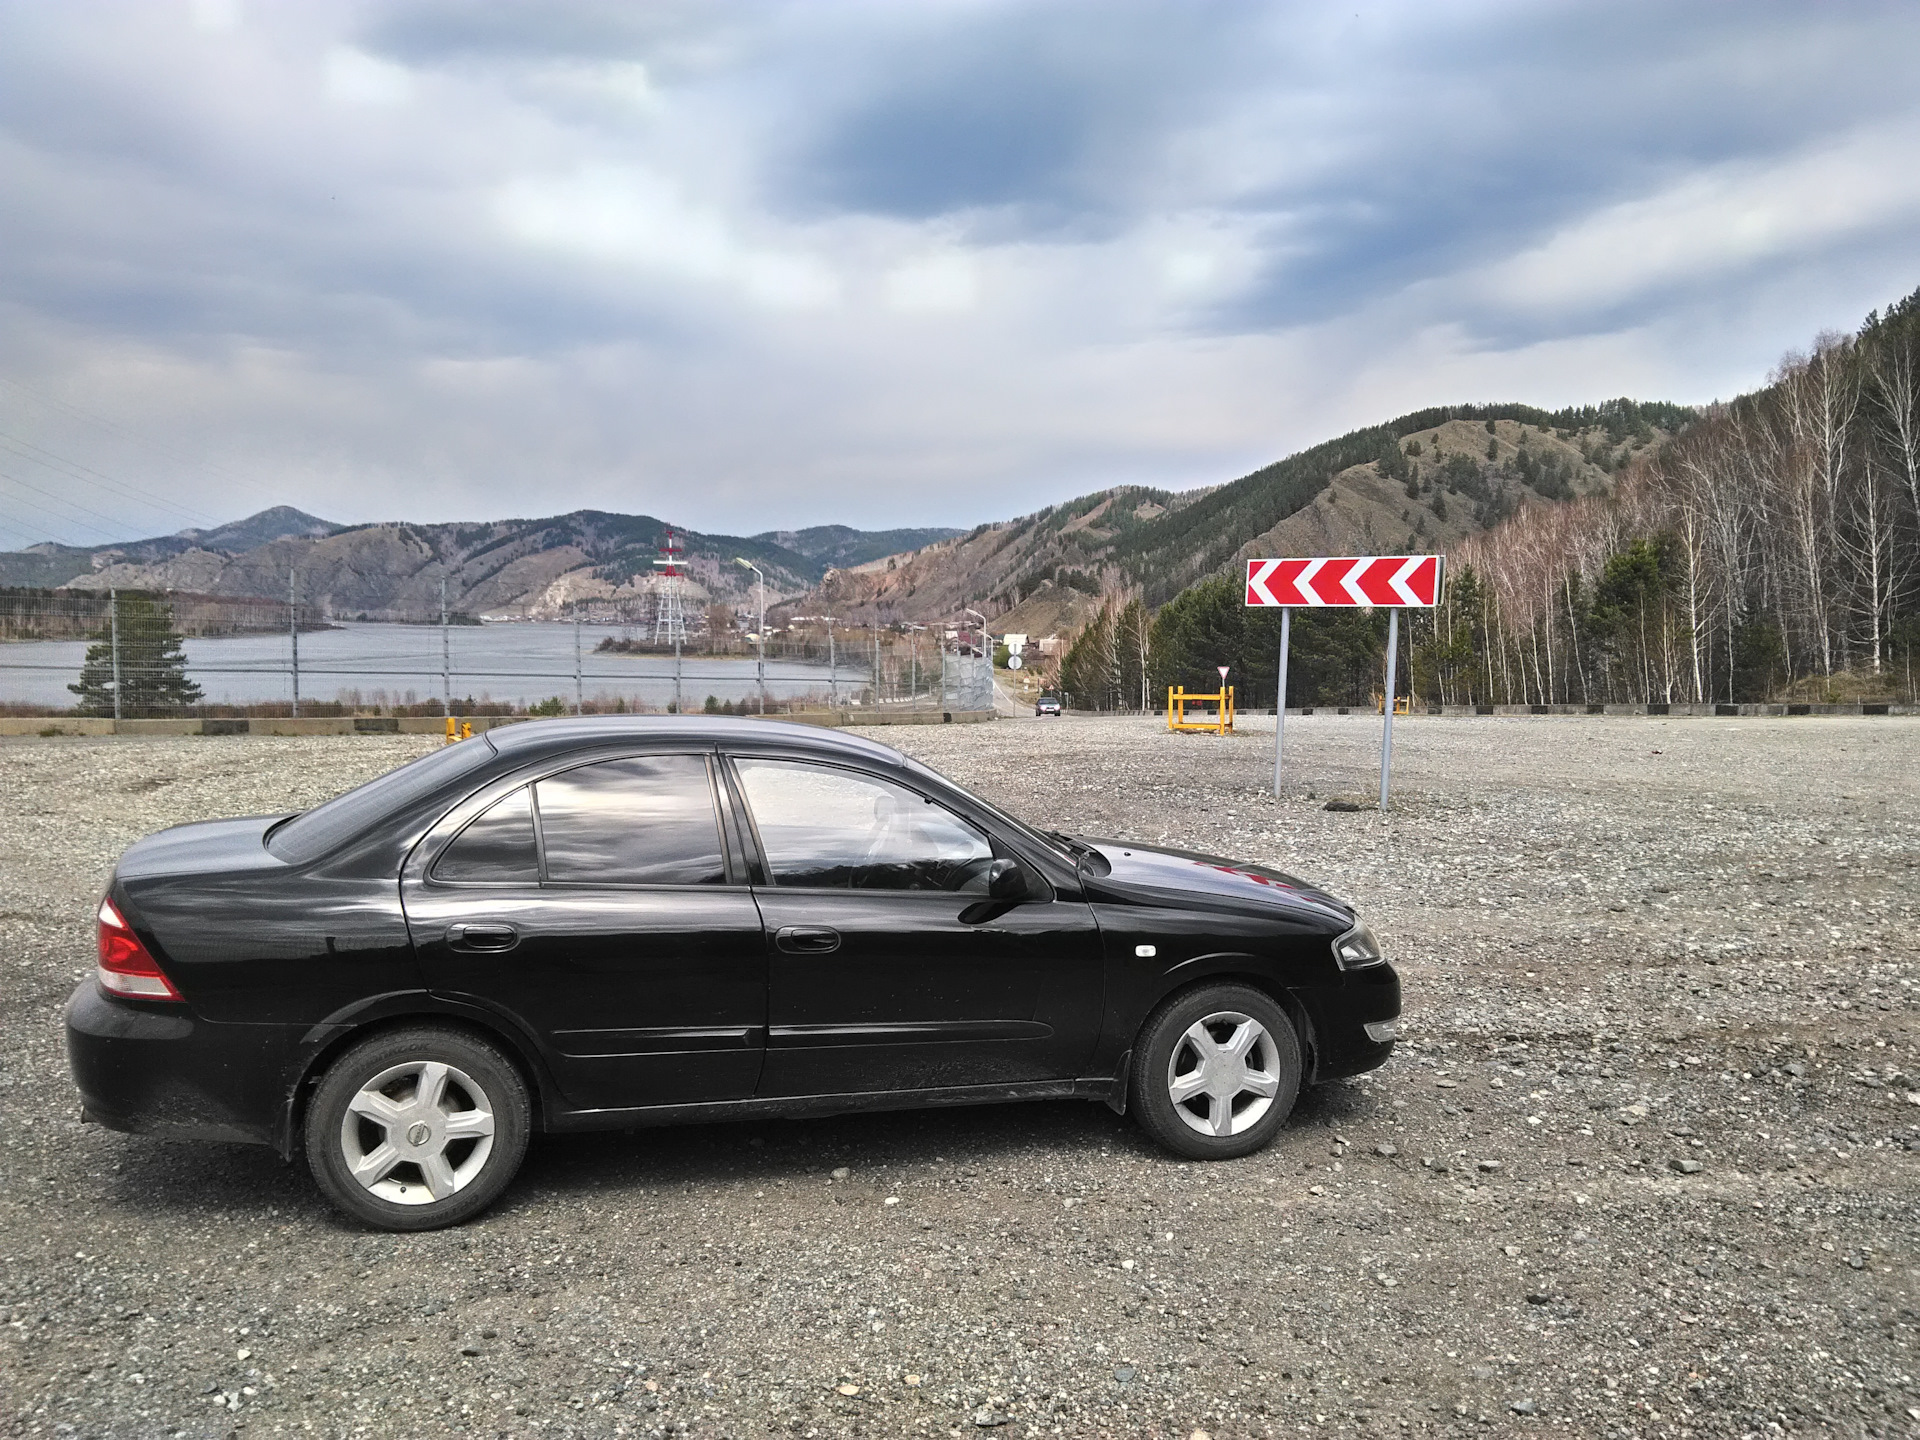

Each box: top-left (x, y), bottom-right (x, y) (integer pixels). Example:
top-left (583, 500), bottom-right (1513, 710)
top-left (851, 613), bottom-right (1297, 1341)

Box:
top-left (267, 740), bottom-right (496, 864)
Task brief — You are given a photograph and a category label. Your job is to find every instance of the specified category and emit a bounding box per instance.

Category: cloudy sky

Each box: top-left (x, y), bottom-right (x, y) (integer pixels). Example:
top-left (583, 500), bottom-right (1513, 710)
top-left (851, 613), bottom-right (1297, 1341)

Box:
top-left (2, 0), bottom-right (1918, 548)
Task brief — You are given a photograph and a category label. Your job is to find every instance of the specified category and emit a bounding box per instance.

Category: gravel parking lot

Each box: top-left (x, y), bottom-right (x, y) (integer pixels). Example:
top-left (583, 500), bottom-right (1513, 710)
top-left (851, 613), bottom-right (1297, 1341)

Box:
top-left (1, 715), bottom-right (1915, 1439)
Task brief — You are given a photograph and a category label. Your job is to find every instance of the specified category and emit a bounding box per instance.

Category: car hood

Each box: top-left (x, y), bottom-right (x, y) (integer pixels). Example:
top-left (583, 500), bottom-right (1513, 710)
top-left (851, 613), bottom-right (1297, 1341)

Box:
top-left (115, 815), bottom-right (291, 881)
top-left (1078, 838), bottom-right (1353, 926)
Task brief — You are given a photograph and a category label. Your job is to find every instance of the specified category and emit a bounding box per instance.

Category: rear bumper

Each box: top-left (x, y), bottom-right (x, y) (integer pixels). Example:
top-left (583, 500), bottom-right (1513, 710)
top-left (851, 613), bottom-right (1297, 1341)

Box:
top-left (65, 982), bottom-right (293, 1147)
top-left (1293, 962), bottom-right (1401, 1083)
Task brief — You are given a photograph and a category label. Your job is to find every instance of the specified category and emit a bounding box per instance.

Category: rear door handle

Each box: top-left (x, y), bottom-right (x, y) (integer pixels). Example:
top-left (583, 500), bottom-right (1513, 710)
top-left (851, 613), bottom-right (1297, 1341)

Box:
top-left (446, 922), bottom-right (519, 953)
top-left (775, 925), bottom-right (841, 955)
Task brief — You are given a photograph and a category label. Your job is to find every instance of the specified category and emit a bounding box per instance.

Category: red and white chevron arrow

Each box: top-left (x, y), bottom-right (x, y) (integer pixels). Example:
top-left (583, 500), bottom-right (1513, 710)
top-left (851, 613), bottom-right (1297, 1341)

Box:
top-left (1245, 555), bottom-right (1444, 608)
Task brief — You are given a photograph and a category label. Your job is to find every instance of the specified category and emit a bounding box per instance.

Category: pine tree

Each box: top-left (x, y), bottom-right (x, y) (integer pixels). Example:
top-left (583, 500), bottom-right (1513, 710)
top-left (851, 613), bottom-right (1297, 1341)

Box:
top-left (70, 593), bottom-right (204, 716)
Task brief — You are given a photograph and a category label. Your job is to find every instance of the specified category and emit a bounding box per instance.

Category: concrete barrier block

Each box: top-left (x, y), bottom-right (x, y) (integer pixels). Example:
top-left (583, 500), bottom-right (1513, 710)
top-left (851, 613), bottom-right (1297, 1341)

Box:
top-left (114, 719), bottom-right (205, 735)
top-left (245, 718), bottom-right (331, 735)
top-left (0, 717), bottom-right (116, 736)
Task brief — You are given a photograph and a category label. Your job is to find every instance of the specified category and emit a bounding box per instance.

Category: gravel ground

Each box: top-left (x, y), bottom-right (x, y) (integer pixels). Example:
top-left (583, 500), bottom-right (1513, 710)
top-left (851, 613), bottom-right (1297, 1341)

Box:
top-left (0, 716), bottom-right (1915, 1440)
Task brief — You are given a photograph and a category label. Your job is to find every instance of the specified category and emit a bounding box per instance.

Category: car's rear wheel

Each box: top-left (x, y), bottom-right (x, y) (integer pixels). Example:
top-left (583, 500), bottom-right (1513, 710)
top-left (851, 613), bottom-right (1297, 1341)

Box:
top-left (305, 1026), bottom-right (530, 1231)
top-left (1128, 983), bottom-right (1301, 1160)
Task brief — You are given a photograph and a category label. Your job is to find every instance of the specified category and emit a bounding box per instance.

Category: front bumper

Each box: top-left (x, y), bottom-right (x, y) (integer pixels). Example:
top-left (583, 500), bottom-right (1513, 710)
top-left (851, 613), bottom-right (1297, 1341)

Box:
top-left (65, 981), bottom-right (294, 1147)
top-left (1292, 961), bottom-right (1401, 1083)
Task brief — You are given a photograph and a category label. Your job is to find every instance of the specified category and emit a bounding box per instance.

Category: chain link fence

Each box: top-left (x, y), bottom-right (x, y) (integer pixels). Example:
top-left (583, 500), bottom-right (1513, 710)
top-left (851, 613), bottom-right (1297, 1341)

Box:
top-left (0, 587), bottom-right (996, 719)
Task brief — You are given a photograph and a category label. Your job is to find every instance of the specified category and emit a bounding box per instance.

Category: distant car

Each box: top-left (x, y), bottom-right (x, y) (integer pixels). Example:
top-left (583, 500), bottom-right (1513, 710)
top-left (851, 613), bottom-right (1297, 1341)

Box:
top-left (1035, 694), bottom-right (1062, 717)
top-left (67, 718), bottom-right (1398, 1230)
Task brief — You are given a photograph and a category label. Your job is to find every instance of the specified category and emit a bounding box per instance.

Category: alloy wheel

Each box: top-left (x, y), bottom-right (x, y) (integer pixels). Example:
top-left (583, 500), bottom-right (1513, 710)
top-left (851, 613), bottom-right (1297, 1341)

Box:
top-left (337, 1060), bottom-right (497, 1205)
top-left (1164, 1011), bottom-right (1282, 1137)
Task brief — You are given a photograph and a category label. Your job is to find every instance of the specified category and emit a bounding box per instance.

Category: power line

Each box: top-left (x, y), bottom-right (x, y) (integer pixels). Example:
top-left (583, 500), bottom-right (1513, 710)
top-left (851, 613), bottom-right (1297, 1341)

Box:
top-left (0, 374), bottom-right (283, 504)
top-left (0, 465), bottom-right (140, 542)
top-left (0, 478), bottom-right (126, 545)
top-left (0, 429), bottom-right (217, 529)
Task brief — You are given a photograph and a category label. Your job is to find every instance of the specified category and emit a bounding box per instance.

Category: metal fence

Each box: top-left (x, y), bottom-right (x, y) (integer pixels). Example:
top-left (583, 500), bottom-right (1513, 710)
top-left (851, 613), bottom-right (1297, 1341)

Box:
top-left (0, 587), bottom-right (995, 719)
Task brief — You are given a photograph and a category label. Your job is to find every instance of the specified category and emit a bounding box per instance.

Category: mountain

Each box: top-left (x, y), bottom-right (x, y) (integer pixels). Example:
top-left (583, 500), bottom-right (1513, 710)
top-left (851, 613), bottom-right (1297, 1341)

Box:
top-left (791, 398), bottom-right (1693, 627)
top-left (0, 506), bottom-right (341, 589)
top-left (176, 506), bottom-right (340, 554)
top-left (0, 395), bottom-right (1693, 630)
top-left (0, 509), bottom-right (937, 622)
top-left (752, 524), bottom-right (961, 570)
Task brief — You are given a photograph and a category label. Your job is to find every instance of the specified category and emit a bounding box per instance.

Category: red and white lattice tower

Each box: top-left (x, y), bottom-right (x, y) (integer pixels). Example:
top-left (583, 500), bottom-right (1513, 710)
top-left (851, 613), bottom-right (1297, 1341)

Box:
top-left (651, 527), bottom-right (688, 645)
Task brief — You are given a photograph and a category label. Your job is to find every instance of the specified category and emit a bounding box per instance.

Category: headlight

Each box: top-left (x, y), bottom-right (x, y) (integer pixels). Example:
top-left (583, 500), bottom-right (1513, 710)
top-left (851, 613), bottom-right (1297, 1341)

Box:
top-left (1333, 921), bottom-right (1384, 970)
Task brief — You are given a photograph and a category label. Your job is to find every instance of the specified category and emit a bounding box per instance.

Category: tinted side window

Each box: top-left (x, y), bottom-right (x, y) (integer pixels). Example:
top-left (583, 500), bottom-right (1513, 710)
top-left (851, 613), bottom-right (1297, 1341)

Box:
top-left (268, 740), bottom-right (494, 864)
top-left (434, 787), bottom-right (538, 883)
top-left (536, 755), bottom-right (725, 886)
top-left (733, 758), bottom-right (992, 892)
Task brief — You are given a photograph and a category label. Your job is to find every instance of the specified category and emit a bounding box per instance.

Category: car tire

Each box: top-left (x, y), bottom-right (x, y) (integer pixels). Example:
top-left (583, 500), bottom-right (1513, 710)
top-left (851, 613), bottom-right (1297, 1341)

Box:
top-left (305, 1026), bottom-right (531, 1231)
top-left (1128, 983), bottom-right (1301, 1160)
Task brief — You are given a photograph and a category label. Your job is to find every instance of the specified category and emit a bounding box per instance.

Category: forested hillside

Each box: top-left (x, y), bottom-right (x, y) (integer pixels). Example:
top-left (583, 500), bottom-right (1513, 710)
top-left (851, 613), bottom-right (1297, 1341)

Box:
top-left (797, 398), bottom-right (1687, 632)
top-left (1099, 285), bottom-right (1920, 711)
top-left (1430, 286), bottom-right (1920, 706)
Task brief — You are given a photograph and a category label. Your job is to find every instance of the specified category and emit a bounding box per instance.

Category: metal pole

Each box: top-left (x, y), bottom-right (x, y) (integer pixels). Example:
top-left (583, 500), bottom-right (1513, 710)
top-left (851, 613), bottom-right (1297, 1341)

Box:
top-left (109, 587), bottom-right (121, 723)
top-left (874, 627), bottom-right (881, 705)
top-left (289, 571), bottom-right (300, 718)
top-left (1273, 607), bottom-right (1291, 797)
top-left (757, 572), bottom-right (766, 714)
top-left (440, 577), bottom-right (451, 718)
top-left (573, 604), bottom-right (583, 715)
top-left (674, 622), bottom-right (682, 714)
top-left (827, 616), bottom-right (837, 708)
top-left (1379, 608), bottom-right (1400, 812)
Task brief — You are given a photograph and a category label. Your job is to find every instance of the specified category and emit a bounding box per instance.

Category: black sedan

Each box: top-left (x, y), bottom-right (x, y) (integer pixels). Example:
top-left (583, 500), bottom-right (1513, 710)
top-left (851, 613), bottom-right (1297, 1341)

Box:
top-left (68, 717), bottom-right (1400, 1230)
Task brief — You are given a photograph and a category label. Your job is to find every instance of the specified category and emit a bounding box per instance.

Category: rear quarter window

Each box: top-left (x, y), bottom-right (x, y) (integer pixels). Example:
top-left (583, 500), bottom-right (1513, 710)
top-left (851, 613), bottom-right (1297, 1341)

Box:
top-left (267, 742), bottom-right (496, 864)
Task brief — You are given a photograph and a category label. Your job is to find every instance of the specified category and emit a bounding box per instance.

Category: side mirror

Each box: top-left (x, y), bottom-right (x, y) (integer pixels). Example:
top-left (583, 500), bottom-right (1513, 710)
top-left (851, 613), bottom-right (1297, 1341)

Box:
top-left (986, 858), bottom-right (1033, 902)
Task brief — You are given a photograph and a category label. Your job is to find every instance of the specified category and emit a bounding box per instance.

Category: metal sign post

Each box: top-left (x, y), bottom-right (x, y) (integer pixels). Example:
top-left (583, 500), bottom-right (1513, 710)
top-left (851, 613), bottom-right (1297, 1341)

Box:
top-left (1272, 607), bottom-right (1291, 797)
top-left (1244, 554), bottom-right (1443, 811)
top-left (1379, 609), bottom-right (1400, 810)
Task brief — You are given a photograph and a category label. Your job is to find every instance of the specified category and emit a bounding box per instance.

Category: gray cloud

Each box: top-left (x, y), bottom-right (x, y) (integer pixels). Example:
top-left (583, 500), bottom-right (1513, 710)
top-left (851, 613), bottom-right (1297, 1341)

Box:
top-left (0, 0), bottom-right (1916, 548)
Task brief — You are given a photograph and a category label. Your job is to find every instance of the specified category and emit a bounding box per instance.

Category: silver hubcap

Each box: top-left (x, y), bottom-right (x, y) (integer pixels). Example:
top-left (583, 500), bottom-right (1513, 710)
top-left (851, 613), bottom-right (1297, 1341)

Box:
top-left (1166, 1011), bottom-right (1281, 1137)
top-left (339, 1060), bottom-right (496, 1206)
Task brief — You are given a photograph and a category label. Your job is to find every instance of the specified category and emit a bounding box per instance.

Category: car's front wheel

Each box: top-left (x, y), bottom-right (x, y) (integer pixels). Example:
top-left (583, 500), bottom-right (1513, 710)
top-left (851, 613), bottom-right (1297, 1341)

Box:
top-left (305, 1026), bottom-right (530, 1231)
top-left (1128, 984), bottom-right (1301, 1160)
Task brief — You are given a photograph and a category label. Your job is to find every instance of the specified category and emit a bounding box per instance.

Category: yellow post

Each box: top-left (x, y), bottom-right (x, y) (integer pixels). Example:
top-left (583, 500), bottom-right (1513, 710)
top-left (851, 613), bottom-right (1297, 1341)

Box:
top-left (460, 721), bottom-right (473, 740)
top-left (444, 715), bottom-right (456, 744)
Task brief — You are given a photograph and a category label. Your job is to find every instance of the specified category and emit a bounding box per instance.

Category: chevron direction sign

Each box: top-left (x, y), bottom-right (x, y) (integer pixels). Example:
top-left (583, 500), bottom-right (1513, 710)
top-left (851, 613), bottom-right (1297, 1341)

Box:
top-left (1245, 555), bottom-right (1444, 608)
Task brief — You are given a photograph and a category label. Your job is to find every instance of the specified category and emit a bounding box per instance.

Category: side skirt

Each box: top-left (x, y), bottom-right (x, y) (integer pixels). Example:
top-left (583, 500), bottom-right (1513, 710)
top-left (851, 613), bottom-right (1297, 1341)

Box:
top-left (545, 1077), bottom-right (1121, 1134)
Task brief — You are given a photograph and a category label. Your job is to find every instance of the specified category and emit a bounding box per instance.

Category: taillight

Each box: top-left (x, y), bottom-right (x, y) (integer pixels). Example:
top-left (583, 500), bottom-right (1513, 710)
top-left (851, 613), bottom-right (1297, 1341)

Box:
top-left (97, 898), bottom-right (181, 1001)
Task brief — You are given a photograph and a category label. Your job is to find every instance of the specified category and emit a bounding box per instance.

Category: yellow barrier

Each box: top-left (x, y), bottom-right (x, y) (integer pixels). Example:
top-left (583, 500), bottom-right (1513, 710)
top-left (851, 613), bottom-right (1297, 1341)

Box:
top-left (1373, 694), bottom-right (1411, 716)
top-left (1167, 686), bottom-right (1234, 735)
top-left (445, 717), bottom-right (475, 743)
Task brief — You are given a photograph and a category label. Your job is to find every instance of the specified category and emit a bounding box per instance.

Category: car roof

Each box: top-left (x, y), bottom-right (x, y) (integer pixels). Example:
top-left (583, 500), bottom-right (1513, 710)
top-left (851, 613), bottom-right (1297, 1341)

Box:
top-left (484, 715), bottom-right (911, 768)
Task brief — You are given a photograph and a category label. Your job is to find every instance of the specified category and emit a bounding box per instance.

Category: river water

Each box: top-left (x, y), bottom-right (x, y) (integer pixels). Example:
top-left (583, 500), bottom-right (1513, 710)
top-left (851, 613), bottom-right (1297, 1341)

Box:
top-left (0, 621), bottom-right (879, 710)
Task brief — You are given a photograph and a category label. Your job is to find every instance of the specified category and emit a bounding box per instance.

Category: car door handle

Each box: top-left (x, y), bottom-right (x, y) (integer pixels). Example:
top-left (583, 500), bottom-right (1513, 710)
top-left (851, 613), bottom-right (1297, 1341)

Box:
top-left (446, 923), bottom-right (519, 953)
top-left (775, 925), bottom-right (841, 955)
